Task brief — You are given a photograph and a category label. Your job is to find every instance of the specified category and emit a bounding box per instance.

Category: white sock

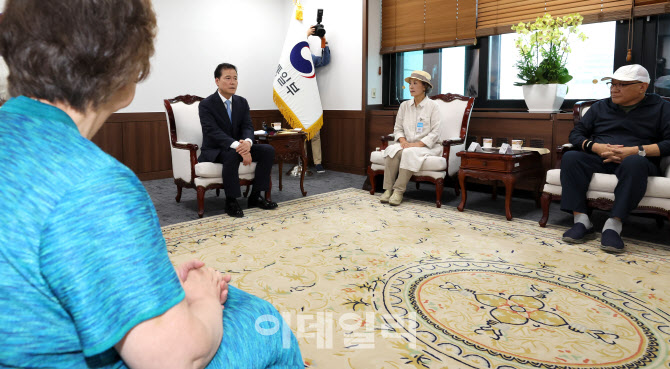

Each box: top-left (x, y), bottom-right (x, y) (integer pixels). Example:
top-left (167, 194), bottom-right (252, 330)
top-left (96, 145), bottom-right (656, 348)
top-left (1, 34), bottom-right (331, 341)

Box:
top-left (574, 213), bottom-right (592, 229)
top-left (602, 218), bottom-right (622, 235)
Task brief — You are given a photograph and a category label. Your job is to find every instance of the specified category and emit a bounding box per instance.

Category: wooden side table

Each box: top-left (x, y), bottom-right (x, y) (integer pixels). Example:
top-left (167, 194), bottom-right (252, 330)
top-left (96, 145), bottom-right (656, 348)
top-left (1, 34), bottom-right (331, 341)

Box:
top-left (255, 131), bottom-right (307, 196)
top-left (456, 149), bottom-right (544, 220)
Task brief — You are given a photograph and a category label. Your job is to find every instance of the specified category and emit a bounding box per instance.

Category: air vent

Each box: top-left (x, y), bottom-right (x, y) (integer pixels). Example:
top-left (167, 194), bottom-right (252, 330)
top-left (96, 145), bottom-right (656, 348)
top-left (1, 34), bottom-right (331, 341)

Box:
top-left (530, 139), bottom-right (544, 148)
top-left (496, 137), bottom-right (508, 146)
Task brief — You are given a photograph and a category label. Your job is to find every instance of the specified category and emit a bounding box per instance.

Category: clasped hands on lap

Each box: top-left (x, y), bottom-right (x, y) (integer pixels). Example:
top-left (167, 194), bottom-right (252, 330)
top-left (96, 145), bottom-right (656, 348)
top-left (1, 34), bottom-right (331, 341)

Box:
top-left (236, 140), bottom-right (252, 165)
top-left (397, 137), bottom-right (426, 149)
top-left (590, 142), bottom-right (657, 163)
top-left (176, 259), bottom-right (232, 308)
top-left (591, 143), bottom-right (633, 163)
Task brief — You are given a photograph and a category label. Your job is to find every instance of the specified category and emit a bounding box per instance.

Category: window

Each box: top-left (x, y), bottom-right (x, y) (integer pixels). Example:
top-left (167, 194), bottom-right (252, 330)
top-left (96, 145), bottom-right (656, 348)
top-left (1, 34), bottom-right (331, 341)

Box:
top-left (489, 22), bottom-right (616, 100)
top-left (441, 47), bottom-right (466, 95)
top-left (401, 51), bottom-right (424, 100)
top-left (381, 20), bottom-right (637, 109)
top-left (383, 46), bottom-right (475, 105)
top-left (655, 14), bottom-right (670, 97)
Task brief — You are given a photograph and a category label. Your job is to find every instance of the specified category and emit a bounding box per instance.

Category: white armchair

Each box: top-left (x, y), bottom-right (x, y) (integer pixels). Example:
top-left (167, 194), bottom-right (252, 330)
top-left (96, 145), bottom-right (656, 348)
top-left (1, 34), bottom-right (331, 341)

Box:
top-left (539, 99), bottom-right (670, 227)
top-left (367, 93), bottom-right (475, 207)
top-left (164, 95), bottom-right (260, 218)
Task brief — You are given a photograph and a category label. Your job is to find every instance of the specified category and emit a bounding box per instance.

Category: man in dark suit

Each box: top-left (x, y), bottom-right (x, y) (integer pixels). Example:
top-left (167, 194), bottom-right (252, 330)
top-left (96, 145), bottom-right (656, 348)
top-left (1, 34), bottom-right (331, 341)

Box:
top-left (198, 63), bottom-right (278, 217)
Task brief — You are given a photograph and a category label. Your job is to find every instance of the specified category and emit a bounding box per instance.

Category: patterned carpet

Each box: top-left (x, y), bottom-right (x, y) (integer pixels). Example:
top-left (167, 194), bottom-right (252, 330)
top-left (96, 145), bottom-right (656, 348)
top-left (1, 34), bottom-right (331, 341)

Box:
top-left (163, 188), bottom-right (670, 369)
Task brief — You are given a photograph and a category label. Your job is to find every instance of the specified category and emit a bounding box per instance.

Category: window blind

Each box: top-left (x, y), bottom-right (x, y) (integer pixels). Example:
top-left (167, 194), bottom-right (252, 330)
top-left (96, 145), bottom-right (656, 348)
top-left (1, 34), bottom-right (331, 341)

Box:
top-left (381, 0), bottom-right (476, 54)
top-left (634, 0), bottom-right (670, 16)
top-left (476, 0), bottom-right (633, 37)
top-left (635, 0), bottom-right (669, 5)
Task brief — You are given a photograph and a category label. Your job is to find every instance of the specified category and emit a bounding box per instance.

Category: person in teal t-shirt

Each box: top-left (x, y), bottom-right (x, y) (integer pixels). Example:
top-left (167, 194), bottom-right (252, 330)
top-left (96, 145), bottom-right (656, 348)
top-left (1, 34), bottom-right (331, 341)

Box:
top-left (0, 1), bottom-right (302, 368)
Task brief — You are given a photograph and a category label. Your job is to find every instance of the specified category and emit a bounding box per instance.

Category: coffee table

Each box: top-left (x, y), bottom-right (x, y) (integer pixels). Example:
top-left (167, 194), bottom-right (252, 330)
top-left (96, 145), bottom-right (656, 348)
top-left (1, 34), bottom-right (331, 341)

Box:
top-left (456, 149), bottom-right (544, 220)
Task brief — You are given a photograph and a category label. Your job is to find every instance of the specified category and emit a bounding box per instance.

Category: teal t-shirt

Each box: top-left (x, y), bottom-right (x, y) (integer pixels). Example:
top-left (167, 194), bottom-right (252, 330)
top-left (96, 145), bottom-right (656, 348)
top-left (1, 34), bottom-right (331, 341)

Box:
top-left (0, 96), bottom-right (185, 368)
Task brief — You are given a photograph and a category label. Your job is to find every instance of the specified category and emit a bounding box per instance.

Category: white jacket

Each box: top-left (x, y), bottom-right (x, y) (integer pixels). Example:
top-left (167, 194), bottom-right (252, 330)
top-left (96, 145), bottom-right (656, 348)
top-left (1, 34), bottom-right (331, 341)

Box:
top-left (383, 97), bottom-right (442, 172)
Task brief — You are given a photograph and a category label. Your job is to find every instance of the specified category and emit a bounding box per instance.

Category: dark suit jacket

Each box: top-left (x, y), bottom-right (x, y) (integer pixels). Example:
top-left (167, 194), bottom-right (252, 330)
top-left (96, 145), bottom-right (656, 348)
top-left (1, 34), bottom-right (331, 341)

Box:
top-left (198, 91), bottom-right (254, 163)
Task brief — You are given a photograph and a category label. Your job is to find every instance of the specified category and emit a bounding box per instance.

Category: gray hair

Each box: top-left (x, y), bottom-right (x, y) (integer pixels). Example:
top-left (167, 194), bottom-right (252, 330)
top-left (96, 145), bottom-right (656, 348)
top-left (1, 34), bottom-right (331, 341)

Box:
top-left (423, 82), bottom-right (432, 96)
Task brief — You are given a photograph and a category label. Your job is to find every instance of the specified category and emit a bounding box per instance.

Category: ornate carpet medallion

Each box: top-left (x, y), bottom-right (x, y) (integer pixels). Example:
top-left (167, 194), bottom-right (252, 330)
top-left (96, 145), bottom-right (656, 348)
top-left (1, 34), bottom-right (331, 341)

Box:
top-left (381, 262), bottom-right (664, 368)
top-left (163, 189), bottom-right (670, 368)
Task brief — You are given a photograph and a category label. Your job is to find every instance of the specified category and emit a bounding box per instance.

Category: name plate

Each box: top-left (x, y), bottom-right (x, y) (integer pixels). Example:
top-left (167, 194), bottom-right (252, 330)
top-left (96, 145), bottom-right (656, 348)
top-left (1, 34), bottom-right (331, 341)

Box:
top-left (499, 143), bottom-right (513, 154)
top-left (467, 142), bottom-right (484, 153)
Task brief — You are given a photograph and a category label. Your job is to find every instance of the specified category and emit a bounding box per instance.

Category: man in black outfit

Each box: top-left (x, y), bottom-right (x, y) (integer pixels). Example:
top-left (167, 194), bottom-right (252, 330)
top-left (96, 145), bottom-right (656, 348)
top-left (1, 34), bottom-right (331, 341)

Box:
top-left (198, 63), bottom-right (278, 217)
top-left (561, 64), bottom-right (670, 253)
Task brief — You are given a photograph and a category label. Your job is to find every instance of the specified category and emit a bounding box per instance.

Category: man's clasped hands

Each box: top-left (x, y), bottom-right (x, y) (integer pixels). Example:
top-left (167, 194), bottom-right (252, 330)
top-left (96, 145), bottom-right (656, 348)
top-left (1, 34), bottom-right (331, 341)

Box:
top-left (236, 140), bottom-right (253, 166)
top-left (591, 143), bottom-right (639, 163)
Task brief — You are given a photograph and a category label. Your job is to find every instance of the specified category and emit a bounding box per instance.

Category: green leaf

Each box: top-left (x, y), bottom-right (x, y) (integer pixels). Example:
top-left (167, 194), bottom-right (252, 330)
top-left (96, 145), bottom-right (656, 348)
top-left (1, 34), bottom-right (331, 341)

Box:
top-left (557, 74), bottom-right (573, 84)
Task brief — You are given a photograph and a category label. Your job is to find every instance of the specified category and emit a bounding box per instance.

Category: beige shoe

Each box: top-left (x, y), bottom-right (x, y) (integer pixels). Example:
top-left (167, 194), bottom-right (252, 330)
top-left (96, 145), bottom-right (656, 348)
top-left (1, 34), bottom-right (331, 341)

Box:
top-left (379, 190), bottom-right (393, 203)
top-left (389, 191), bottom-right (403, 206)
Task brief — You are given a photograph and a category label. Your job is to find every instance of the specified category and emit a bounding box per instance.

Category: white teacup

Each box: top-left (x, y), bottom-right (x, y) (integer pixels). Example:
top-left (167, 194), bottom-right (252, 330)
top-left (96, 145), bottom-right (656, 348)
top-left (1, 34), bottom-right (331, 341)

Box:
top-left (512, 139), bottom-right (523, 150)
top-left (482, 138), bottom-right (493, 148)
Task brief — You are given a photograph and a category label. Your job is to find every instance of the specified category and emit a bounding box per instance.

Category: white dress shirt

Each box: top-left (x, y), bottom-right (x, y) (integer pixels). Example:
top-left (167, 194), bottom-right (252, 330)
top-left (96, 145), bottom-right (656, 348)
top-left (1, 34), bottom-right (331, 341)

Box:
top-left (218, 91), bottom-right (253, 149)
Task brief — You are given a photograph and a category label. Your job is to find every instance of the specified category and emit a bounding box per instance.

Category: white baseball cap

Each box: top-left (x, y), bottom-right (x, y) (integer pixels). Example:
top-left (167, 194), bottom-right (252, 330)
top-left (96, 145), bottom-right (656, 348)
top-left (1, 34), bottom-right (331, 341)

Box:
top-left (601, 64), bottom-right (650, 84)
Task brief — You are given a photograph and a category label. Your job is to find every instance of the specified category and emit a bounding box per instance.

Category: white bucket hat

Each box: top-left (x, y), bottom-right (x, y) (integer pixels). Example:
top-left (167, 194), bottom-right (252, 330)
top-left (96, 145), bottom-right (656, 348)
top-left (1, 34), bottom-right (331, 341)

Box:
top-left (601, 64), bottom-right (650, 84)
top-left (404, 70), bottom-right (433, 88)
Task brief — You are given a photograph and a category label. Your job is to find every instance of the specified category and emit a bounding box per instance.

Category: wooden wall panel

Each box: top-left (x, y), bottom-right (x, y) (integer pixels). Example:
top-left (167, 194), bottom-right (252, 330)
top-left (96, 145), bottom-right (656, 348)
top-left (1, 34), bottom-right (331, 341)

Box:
top-left (366, 110), bottom-right (397, 158)
top-left (250, 110), bottom-right (285, 130)
top-left (122, 119), bottom-right (172, 180)
top-left (93, 112), bottom-right (171, 181)
top-left (91, 122), bottom-right (124, 164)
top-left (469, 112), bottom-right (554, 171)
top-left (93, 109), bottom-right (574, 186)
top-left (252, 110), bottom-right (368, 174)
top-left (321, 111), bottom-right (367, 174)
top-left (553, 112), bottom-right (574, 169)
top-left (466, 112), bottom-right (558, 191)
top-left (93, 109), bottom-right (367, 180)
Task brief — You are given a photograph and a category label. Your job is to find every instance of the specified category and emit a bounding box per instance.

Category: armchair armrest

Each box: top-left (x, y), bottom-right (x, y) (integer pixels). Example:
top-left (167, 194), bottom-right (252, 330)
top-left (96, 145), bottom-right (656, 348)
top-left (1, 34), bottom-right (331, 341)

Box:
top-left (174, 141), bottom-right (199, 151)
top-left (380, 134), bottom-right (395, 141)
top-left (439, 137), bottom-right (465, 160)
top-left (556, 143), bottom-right (574, 153)
top-left (661, 156), bottom-right (670, 178)
top-left (442, 138), bottom-right (464, 146)
top-left (555, 143), bottom-right (577, 168)
top-left (173, 141), bottom-right (199, 180)
top-left (380, 134), bottom-right (395, 150)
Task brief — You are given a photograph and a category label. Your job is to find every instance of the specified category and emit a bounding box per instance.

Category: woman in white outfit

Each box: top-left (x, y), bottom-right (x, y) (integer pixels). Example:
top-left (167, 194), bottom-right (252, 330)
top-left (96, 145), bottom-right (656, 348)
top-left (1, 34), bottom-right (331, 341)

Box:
top-left (380, 70), bottom-right (442, 206)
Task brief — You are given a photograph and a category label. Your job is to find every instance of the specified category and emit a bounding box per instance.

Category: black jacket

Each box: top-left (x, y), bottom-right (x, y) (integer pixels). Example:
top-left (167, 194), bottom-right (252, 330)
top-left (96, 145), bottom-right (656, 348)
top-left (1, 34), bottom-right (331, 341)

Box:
top-left (198, 92), bottom-right (254, 163)
top-left (569, 93), bottom-right (670, 167)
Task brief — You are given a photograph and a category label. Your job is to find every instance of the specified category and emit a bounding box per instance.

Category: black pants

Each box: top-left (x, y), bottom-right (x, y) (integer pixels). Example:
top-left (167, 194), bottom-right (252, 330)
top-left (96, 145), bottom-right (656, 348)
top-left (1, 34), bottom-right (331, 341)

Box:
top-left (216, 143), bottom-right (275, 199)
top-left (560, 150), bottom-right (660, 220)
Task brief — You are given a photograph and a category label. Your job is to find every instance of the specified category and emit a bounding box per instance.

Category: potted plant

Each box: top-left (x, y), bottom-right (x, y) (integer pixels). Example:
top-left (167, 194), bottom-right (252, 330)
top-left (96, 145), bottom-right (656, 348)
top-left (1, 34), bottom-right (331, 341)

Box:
top-left (511, 13), bottom-right (587, 112)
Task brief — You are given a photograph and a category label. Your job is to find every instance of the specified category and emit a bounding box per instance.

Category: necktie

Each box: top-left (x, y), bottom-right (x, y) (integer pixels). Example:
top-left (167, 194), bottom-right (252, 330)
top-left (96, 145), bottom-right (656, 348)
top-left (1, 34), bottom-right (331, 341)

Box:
top-left (225, 100), bottom-right (232, 122)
